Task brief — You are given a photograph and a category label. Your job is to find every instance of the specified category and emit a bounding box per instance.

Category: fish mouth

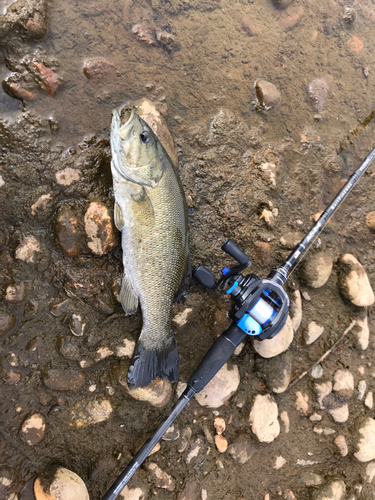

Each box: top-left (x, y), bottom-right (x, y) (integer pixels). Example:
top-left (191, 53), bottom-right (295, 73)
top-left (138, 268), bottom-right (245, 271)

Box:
top-left (120, 106), bottom-right (136, 127)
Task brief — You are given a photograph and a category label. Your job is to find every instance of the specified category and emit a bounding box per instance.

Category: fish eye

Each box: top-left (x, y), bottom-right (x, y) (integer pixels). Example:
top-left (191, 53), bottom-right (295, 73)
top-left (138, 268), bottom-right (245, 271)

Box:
top-left (140, 130), bottom-right (150, 143)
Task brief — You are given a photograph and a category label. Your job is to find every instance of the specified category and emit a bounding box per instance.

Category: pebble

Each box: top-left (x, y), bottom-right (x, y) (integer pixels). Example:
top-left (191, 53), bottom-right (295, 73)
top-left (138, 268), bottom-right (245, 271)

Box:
top-left (115, 339), bottom-right (136, 358)
top-left (299, 251), bottom-right (333, 288)
top-left (272, 0), bottom-right (293, 9)
top-left (55, 206), bottom-right (82, 257)
top-left (280, 410), bottom-right (290, 433)
top-left (185, 438), bottom-right (203, 464)
top-left (310, 413), bottom-right (322, 422)
top-left (261, 351), bottom-right (292, 393)
top-left (34, 466), bottom-right (89, 500)
top-left (214, 434), bottom-right (228, 453)
top-left (347, 35), bottom-right (363, 54)
top-left (255, 80), bottom-right (281, 112)
top-left (132, 23), bottom-right (156, 46)
top-left (343, 6), bottom-right (357, 24)
top-left (177, 482), bottom-right (197, 500)
top-left (337, 254), bottom-right (374, 307)
top-left (31, 194), bottom-right (53, 216)
top-left (0, 175), bottom-right (4, 187)
top-left (357, 380), bottom-right (367, 400)
top-left (4, 370), bottom-right (21, 385)
top-left (334, 435), bottom-right (348, 456)
top-left (255, 241), bottom-right (272, 266)
top-left (178, 427), bottom-right (192, 453)
top-left (365, 461), bottom-right (375, 483)
top-left (32, 62), bottom-right (63, 96)
top-left (69, 314), bottom-right (85, 337)
top-left (253, 315), bottom-right (294, 358)
top-left (84, 202), bottom-right (118, 256)
top-left (0, 468), bottom-right (13, 497)
top-left (119, 485), bottom-right (148, 500)
top-left (295, 391), bottom-right (309, 415)
top-left (172, 308), bottom-right (193, 327)
top-left (6, 283), bottom-right (26, 303)
top-left (20, 413), bottom-right (46, 445)
top-left (214, 417), bottom-right (226, 435)
top-left (354, 417), bottom-right (375, 461)
top-left (55, 167), bottom-right (81, 186)
top-left (329, 404), bottom-right (349, 423)
top-left (227, 436), bottom-right (253, 464)
top-left (162, 425), bottom-right (180, 441)
top-left (310, 364), bottom-right (323, 379)
top-left (83, 58), bottom-right (116, 83)
top-left (312, 479), bottom-right (346, 500)
top-left (309, 78), bottom-right (330, 112)
top-left (0, 312), bottom-right (16, 336)
top-left (96, 347), bottom-right (114, 361)
top-left (290, 290), bottom-right (302, 332)
top-left (15, 235), bottom-right (40, 263)
top-left (26, 11), bottom-right (47, 39)
top-left (365, 391), bottom-right (373, 409)
top-left (280, 231), bottom-right (304, 249)
top-left (355, 315), bottom-right (369, 350)
top-left (49, 298), bottom-right (72, 317)
top-left (249, 394), bottom-right (280, 443)
top-left (284, 491), bottom-right (297, 500)
top-left (274, 456), bottom-right (287, 469)
top-left (304, 321), bottom-right (324, 345)
top-left (365, 211), bottom-right (375, 230)
top-left (333, 369), bottom-right (354, 397)
top-left (43, 369), bottom-right (86, 392)
top-left (300, 472), bottom-right (324, 486)
top-left (195, 363), bottom-right (240, 408)
top-left (313, 380), bottom-right (332, 409)
top-left (69, 398), bottom-right (113, 428)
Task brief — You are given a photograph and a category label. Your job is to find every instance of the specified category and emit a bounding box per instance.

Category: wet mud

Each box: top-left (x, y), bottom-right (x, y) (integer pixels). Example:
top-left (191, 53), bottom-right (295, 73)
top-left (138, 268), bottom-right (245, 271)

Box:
top-left (1, 0), bottom-right (375, 499)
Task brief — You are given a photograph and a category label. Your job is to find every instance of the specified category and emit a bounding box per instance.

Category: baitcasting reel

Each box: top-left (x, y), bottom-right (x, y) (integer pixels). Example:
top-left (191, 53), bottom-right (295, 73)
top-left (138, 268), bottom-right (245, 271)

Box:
top-left (193, 239), bottom-right (289, 340)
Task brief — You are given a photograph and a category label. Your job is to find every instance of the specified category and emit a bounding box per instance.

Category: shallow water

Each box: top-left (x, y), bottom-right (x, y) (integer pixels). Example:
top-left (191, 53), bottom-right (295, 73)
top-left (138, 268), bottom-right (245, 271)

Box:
top-left (1, 1), bottom-right (375, 499)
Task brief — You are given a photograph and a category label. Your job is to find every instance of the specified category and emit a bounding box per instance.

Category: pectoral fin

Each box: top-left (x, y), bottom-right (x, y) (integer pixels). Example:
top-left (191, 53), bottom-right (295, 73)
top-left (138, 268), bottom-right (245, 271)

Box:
top-left (120, 273), bottom-right (138, 314)
top-left (114, 202), bottom-right (124, 231)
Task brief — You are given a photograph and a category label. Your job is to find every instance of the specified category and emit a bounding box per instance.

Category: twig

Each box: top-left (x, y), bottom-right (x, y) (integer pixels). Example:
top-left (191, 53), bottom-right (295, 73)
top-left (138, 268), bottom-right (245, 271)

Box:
top-left (288, 320), bottom-right (357, 389)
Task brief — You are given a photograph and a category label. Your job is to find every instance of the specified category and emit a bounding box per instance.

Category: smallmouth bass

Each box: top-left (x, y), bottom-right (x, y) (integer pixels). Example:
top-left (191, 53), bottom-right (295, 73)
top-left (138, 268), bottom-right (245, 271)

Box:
top-left (110, 106), bottom-right (189, 389)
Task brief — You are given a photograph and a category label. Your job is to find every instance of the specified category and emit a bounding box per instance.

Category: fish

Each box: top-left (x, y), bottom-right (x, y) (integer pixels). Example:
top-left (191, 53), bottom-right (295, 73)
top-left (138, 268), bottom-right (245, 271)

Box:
top-left (110, 106), bottom-right (189, 389)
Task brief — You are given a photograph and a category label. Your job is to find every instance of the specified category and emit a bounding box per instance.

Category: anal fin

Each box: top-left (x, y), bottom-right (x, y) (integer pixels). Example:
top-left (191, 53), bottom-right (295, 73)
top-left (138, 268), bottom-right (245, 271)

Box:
top-left (120, 273), bottom-right (138, 314)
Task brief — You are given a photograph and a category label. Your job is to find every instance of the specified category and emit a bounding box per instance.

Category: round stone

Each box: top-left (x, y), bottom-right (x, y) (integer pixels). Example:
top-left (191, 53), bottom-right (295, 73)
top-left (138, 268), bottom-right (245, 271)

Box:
top-left (253, 315), bottom-right (294, 358)
top-left (69, 399), bottom-right (113, 428)
top-left (312, 479), bottom-right (346, 500)
top-left (83, 58), bottom-right (116, 83)
top-left (84, 202), bottom-right (118, 256)
top-left (194, 363), bottom-right (240, 408)
top-left (55, 206), bottom-right (82, 257)
top-left (353, 417), bottom-right (375, 462)
top-left (20, 413), bottom-right (46, 445)
top-left (0, 313), bottom-right (16, 336)
top-left (309, 78), bottom-right (329, 112)
top-left (255, 80), bottom-right (282, 112)
top-left (337, 254), bottom-right (374, 307)
top-left (299, 251), bottom-right (333, 288)
top-left (6, 283), bottom-right (26, 303)
top-left (304, 321), bottom-right (324, 345)
top-left (249, 394), bottom-right (280, 443)
top-left (34, 467), bottom-right (89, 500)
top-left (365, 211), bottom-right (375, 231)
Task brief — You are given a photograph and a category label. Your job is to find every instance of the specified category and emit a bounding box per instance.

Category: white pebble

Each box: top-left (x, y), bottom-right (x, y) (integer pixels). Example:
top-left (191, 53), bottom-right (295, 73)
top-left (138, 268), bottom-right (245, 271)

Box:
top-left (334, 435), bottom-right (348, 456)
top-left (280, 410), bottom-right (290, 433)
top-left (0, 175), bottom-right (4, 187)
top-left (357, 380), bottom-right (367, 400)
top-left (273, 456), bottom-right (287, 469)
top-left (365, 391), bottom-right (373, 409)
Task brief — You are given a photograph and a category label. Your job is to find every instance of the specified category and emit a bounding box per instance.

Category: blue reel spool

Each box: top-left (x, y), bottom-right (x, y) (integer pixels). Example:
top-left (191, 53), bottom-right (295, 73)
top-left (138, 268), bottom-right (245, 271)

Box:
top-left (236, 290), bottom-right (279, 336)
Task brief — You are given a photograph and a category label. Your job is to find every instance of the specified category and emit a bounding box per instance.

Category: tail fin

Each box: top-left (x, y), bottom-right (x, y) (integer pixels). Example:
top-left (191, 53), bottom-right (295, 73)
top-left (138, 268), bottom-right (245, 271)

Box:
top-left (127, 335), bottom-right (179, 389)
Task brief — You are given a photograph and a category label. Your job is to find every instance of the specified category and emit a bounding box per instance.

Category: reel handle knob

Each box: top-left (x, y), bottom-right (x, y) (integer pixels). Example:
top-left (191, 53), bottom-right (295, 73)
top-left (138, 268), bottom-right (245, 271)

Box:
top-left (222, 239), bottom-right (251, 267)
top-left (193, 265), bottom-right (218, 289)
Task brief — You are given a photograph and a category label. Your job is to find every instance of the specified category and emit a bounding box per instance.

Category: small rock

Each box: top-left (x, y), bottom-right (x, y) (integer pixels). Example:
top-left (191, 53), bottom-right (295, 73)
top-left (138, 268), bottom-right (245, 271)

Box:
top-left (329, 404), bottom-right (349, 423)
top-left (185, 438), bottom-right (203, 464)
top-left (313, 380), bottom-right (332, 409)
top-left (299, 472), bottom-right (324, 486)
top-left (255, 79), bottom-right (281, 112)
top-left (274, 456), bottom-right (287, 469)
top-left (337, 254), bottom-right (374, 306)
top-left (0, 468), bottom-right (13, 497)
top-left (147, 462), bottom-right (175, 491)
top-left (234, 342), bottom-right (245, 356)
top-left (59, 336), bottom-right (80, 360)
top-left (280, 410), bottom-right (290, 433)
top-left (31, 194), bottom-right (53, 216)
top-left (178, 427), bottom-right (192, 453)
top-left (295, 391), bottom-right (309, 415)
top-left (55, 206), bottom-right (82, 257)
top-left (280, 232), bottom-right (304, 249)
top-left (119, 485), bottom-right (148, 500)
top-left (34, 466), bottom-right (89, 500)
top-left (96, 347), bottom-right (114, 361)
top-left (347, 35), bottom-right (363, 53)
top-left (15, 235), bottom-right (40, 263)
top-left (132, 23), bottom-right (156, 46)
top-left (227, 436), bottom-right (253, 464)
top-left (215, 434), bottom-right (228, 453)
top-left (214, 417), bottom-right (226, 435)
top-left (365, 211), bottom-right (375, 231)
top-left (195, 363), bottom-right (240, 408)
top-left (156, 30), bottom-right (175, 44)
top-left (20, 413), bottom-right (46, 445)
top-left (357, 380), bottom-right (367, 400)
top-left (334, 435), bottom-right (348, 456)
top-left (55, 167), bottom-right (81, 187)
top-left (4, 370), bottom-right (21, 385)
top-left (354, 417), bottom-right (375, 462)
top-left (310, 413), bottom-right (322, 422)
top-left (333, 369), bottom-right (354, 397)
top-left (6, 283), bottom-right (26, 303)
top-left (309, 78), bottom-right (330, 112)
top-left (304, 321), bottom-right (324, 345)
top-left (312, 479), bottom-right (346, 500)
top-left (249, 394), bottom-right (280, 443)
top-left (26, 11), bottom-right (47, 39)
top-left (83, 58), bottom-right (116, 83)
top-left (49, 298), bottom-right (72, 317)
top-left (365, 391), bottom-right (373, 409)
top-left (302, 290), bottom-right (311, 300)
top-left (255, 241), bottom-right (272, 266)
top-left (299, 251), bottom-right (333, 288)
top-left (253, 315), bottom-right (294, 358)
top-left (84, 202), bottom-right (118, 256)
top-left (272, 0), bottom-right (293, 9)
top-left (284, 491), bottom-right (297, 500)
top-left (343, 6), bottom-right (357, 24)
top-left (115, 339), bottom-right (136, 358)
top-left (69, 314), bottom-right (85, 337)
top-left (43, 369), bottom-right (86, 392)
top-left (69, 398), bottom-right (113, 428)
top-left (290, 290), bottom-right (302, 332)
top-left (32, 62), bottom-right (63, 96)
top-left (310, 364), bottom-right (324, 379)
top-left (162, 425), bottom-right (180, 441)
top-left (0, 312), bottom-right (16, 336)
top-left (365, 461), bottom-right (375, 483)
top-left (261, 351), bottom-right (292, 393)
top-left (172, 308), bottom-right (193, 326)
top-left (355, 315), bottom-right (369, 350)
top-left (177, 481), bottom-right (198, 500)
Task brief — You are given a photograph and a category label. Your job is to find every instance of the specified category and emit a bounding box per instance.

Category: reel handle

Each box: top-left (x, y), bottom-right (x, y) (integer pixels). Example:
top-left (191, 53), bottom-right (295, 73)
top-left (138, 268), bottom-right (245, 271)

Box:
top-left (222, 239), bottom-right (251, 267)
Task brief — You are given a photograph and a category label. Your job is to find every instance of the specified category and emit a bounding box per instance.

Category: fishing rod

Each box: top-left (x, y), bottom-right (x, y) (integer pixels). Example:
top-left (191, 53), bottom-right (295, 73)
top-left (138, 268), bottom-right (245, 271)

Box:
top-left (102, 146), bottom-right (375, 500)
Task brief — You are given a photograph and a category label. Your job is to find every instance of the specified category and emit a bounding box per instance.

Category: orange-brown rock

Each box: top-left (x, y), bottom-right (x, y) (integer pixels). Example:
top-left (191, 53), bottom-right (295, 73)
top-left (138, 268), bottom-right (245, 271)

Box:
top-left (55, 206), bottom-right (82, 257)
top-left (83, 58), bottom-right (116, 83)
top-left (84, 202), bottom-right (118, 256)
top-left (32, 62), bottom-right (63, 96)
